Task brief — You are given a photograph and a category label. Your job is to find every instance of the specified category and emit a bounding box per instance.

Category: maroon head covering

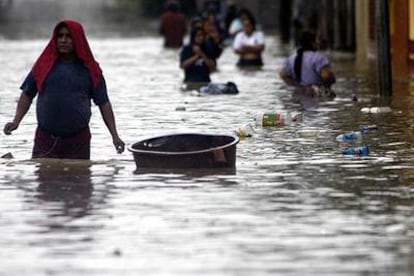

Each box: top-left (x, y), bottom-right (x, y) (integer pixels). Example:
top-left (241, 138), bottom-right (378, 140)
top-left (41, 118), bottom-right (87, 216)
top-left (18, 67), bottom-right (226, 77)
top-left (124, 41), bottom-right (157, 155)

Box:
top-left (31, 19), bottom-right (102, 92)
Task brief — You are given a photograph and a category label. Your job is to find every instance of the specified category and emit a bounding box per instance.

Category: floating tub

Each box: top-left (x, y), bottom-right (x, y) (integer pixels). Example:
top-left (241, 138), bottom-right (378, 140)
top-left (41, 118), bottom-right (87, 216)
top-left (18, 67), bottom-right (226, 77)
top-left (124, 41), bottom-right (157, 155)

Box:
top-left (128, 133), bottom-right (239, 169)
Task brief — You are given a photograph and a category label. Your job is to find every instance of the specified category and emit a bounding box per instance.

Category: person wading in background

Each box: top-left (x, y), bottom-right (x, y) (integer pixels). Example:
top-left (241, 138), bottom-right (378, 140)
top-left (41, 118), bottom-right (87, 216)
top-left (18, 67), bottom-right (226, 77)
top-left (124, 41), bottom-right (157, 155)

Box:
top-left (232, 15), bottom-right (265, 68)
top-left (159, 1), bottom-right (187, 48)
top-left (278, 31), bottom-right (336, 97)
top-left (180, 27), bottom-right (216, 88)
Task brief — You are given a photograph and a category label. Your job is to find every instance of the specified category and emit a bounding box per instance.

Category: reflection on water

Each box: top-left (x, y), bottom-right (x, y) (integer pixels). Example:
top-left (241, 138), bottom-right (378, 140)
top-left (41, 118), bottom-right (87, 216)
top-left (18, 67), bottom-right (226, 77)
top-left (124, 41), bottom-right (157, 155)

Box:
top-left (1, 36), bottom-right (414, 275)
top-left (134, 167), bottom-right (237, 177)
top-left (35, 160), bottom-right (93, 218)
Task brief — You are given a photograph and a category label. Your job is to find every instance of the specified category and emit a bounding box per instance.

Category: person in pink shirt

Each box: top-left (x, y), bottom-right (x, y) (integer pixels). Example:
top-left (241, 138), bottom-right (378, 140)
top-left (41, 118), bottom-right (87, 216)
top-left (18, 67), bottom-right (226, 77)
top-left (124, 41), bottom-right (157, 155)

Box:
top-left (279, 31), bottom-right (335, 88)
top-left (279, 31), bottom-right (336, 97)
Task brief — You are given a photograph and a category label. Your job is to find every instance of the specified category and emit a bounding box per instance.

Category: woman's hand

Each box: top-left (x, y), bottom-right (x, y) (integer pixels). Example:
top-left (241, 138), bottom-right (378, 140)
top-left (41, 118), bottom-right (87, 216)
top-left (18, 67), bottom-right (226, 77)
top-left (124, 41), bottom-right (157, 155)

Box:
top-left (192, 45), bottom-right (201, 55)
top-left (321, 67), bottom-right (336, 87)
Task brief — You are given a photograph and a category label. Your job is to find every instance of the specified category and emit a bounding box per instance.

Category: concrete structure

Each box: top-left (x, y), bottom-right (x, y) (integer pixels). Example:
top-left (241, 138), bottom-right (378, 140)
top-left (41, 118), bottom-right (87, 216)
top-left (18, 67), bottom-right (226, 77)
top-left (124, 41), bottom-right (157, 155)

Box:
top-left (355, 0), bottom-right (370, 67)
top-left (389, 0), bottom-right (410, 77)
top-left (356, 0), bottom-right (414, 79)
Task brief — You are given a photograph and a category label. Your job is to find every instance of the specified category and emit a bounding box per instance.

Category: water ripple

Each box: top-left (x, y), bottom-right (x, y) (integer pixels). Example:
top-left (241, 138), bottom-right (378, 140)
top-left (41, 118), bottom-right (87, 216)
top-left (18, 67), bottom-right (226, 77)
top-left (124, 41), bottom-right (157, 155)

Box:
top-left (1, 36), bottom-right (414, 275)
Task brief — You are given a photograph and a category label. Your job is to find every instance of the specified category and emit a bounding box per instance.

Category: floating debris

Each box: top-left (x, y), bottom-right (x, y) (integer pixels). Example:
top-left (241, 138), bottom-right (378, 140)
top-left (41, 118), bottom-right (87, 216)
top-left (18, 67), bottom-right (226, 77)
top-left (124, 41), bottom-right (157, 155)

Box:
top-left (175, 106), bottom-right (186, 111)
top-left (1, 152), bottom-right (14, 159)
top-left (361, 106), bottom-right (392, 113)
top-left (234, 123), bottom-right (256, 138)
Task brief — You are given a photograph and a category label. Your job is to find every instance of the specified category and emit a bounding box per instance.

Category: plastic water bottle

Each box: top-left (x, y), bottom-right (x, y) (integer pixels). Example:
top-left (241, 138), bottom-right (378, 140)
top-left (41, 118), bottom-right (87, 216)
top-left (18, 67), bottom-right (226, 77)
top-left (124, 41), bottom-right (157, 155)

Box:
top-left (255, 112), bottom-right (302, 127)
top-left (234, 123), bottom-right (256, 138)
top-left (361, 125), bottom-right (378, 133)
top-left (342, 145), bottom-right (370, 156)
top-left (335, 131), bottom-right (362, 142)
top-left (360, 106), bottom-right (392, 113)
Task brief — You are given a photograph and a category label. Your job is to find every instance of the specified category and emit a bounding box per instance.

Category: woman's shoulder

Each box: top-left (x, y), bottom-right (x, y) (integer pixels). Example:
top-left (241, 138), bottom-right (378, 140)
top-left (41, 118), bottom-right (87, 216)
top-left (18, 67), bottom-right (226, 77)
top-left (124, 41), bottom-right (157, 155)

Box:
top-left (303, 51), bottom-right (331, 68)
top-left (254, 29), bottom-right (265, 36)
top-left (234, 31), bottom-right (245, 39)
top-left (304, 51), bottom-right (330, 61)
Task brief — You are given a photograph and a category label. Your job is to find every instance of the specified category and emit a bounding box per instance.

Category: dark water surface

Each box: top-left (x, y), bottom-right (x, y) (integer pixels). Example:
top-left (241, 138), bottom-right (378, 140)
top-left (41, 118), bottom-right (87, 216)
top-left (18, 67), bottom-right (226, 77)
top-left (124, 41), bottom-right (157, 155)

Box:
top-left (1, 36), bottom-right (414, 275)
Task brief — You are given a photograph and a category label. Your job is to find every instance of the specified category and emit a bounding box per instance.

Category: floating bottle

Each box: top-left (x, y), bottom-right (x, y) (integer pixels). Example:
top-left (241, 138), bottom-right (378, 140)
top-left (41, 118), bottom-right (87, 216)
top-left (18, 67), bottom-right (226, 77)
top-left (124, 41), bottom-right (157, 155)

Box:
top-left (335, 131), bottom-right (362, 142)
top-left (190, 90), bottom-right (202, 97)
top-left (234, 123), bottom-right (256, 138)
top-left (360, 106), bottom-right (392, 113)
top-left (342, 145), bottom-right (370, 156)
top-left (255, 112), bottom-right (302, 127)
top-left (361, 125), bottom-right (378, 133)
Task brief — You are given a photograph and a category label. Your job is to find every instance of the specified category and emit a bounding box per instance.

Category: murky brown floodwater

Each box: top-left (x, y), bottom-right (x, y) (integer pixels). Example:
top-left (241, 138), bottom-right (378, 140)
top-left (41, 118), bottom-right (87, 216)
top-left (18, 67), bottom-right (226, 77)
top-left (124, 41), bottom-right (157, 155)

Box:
top-left (1, 35), bottom-right (414, 275)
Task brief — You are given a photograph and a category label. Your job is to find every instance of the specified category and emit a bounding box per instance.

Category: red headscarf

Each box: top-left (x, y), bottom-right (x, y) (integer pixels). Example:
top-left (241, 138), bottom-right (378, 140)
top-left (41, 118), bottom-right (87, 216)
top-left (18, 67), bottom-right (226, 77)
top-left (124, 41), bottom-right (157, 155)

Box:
top-left (31, 19), bottom-right (102, 92)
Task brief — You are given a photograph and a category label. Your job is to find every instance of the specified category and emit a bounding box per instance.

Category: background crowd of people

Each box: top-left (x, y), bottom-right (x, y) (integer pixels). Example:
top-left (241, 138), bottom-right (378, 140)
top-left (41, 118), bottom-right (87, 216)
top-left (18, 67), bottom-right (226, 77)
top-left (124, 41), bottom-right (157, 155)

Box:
top-left (2, 0), bottom-right (336, 161)
top-left (159, 0), bottom-right (334, 94)
top-left (159, 0), bottom-right (266, 87)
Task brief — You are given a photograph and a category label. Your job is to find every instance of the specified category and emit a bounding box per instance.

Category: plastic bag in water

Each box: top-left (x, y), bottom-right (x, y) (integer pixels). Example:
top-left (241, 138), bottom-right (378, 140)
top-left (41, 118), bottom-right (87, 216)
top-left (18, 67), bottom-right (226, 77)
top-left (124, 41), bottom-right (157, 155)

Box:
top-left (200, 82), bottom-right (239, 95)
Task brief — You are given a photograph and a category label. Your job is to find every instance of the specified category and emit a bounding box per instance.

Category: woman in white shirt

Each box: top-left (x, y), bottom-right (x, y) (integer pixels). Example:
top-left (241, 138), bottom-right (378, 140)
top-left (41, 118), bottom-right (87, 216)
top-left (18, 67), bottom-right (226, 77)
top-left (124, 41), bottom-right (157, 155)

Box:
top-left (232, 16), bottom-right (265, 68)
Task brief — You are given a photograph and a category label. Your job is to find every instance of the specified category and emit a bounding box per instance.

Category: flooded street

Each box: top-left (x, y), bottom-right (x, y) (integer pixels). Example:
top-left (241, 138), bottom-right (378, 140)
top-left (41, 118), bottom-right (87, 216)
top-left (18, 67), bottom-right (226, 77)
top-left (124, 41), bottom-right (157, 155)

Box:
top-left (1, 35), bottom-right (414, 275)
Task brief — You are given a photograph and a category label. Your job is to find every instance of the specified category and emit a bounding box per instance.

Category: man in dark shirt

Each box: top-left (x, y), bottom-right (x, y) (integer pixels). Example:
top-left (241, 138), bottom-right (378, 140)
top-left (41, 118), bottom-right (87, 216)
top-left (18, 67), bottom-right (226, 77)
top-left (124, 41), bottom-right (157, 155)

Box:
top-left (3, 20), bottom-right (125, 159)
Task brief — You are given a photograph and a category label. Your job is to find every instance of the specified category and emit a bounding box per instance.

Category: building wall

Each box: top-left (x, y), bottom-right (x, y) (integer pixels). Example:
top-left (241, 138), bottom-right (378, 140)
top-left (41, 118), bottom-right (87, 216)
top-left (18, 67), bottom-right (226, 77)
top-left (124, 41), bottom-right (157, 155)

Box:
top-left (366, 0), bottom-right (410, 76)
top-left (391, 0), bottom-right (409, 76)
top-left (355, 0), bottom-right (370, 64)
top-left (409, 0), bottom-right (414, 60)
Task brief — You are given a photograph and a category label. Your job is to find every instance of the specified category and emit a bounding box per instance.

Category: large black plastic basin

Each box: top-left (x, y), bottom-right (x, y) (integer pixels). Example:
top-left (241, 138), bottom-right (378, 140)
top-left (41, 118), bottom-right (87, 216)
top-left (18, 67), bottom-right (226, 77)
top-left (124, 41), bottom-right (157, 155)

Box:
top-left (128, 133), bottom-right (239, 169)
